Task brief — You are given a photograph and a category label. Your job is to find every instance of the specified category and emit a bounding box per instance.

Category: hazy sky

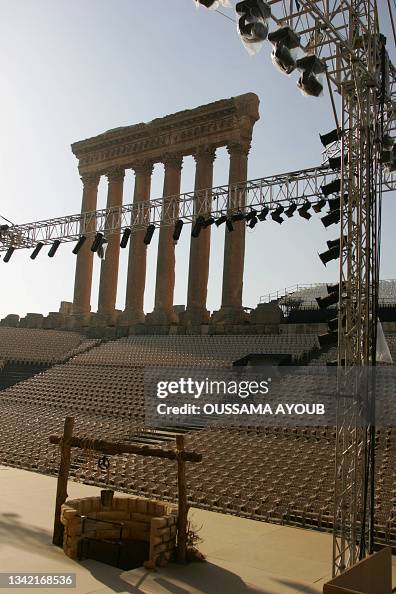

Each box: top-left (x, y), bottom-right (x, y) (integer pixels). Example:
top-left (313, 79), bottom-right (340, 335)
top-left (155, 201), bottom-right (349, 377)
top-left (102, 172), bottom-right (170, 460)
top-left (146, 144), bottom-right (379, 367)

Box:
top-left (0, 1), bottom-right (395, 319)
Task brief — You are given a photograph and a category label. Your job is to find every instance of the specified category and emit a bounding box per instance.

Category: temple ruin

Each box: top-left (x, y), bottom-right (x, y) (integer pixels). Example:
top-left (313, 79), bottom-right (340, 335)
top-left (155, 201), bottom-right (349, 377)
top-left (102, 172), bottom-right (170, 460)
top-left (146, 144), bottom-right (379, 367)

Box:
top-left (69, 93), bottom-right (260, 333)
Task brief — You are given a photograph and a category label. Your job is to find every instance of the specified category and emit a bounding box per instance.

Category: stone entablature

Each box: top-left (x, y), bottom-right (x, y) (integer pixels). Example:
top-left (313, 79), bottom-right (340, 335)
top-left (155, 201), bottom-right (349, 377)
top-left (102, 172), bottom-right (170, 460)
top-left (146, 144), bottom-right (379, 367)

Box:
top-left (61, 495), bottom-right (178, 569)
top-left (72, 94), bottom-right (259, 174)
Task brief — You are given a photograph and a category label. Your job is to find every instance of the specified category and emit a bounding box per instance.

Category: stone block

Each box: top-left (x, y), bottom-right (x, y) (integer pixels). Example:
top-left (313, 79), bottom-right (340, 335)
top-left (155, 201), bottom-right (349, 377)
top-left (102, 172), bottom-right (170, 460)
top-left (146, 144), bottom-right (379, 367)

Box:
top-left (152, 517), bottom-right (167, 529)
top-left (136, 499), bottom-right (148, 514)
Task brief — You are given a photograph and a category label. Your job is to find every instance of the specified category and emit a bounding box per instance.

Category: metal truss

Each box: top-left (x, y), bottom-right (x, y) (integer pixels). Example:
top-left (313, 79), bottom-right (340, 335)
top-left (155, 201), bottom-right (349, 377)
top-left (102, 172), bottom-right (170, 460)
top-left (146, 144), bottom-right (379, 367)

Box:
top-left (3, 163), bottom-right (394, 252)
top-left (268, 0), bottom-right (395, 576)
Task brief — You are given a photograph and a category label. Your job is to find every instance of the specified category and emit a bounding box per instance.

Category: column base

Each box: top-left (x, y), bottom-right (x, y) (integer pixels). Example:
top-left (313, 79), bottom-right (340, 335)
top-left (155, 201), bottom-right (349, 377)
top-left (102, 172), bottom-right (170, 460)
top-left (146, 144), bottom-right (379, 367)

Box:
top-left (94, 311), bottom-right (118, 327)
top-left (67, 312), bottom-right (93, 329)
top-left (145, 308), bottom-right (179, 326)
top-left (180, 307), bottom-right (210, 326)
top-left (210, 307), bottom-right (249, 327)
top-left (118, 310), bottom-right (146, 327)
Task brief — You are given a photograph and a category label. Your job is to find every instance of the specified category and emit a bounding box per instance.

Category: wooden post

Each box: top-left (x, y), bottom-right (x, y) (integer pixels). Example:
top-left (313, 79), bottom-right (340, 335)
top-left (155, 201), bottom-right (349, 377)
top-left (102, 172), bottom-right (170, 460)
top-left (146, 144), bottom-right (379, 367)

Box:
top-left (176, 435), bottom-right (188, 563)
top-left (52, 416), bottom-right (74, 546)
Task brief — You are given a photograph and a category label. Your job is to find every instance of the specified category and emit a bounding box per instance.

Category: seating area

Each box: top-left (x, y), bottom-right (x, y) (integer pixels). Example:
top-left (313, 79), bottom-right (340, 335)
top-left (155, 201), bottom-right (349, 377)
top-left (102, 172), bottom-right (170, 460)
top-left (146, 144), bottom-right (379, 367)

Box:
top-left (71, 334), bottom-right (319, 367)
top-left (0, 332), bottom-right (394, 550)
top-left (0, 328), bottom-right (98, 364)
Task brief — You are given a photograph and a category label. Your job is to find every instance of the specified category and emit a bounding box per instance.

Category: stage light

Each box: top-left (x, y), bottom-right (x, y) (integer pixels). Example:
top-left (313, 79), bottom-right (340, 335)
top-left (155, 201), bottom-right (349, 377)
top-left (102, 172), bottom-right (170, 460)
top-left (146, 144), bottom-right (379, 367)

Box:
top-left (120, 228), bottom-right (131, 248)
top-left (3, 246), bottom-right (15, 263)
top-left (48, 240), bottom-right (61, 258)
top-left (204, 217), bottom-right (215, 227)
top-left (316, 292), bottom-right (339, 309)
top-left (320, 128), bottom-right (342, 147)
top-left (285, 203), bottom-right (297, 217)
top-left (327, 283), bottom-right (339, 294)
top-left (382, 134), bottom-right (394, 150)
top-left (328, 317), bottom-right (338, 332)
top-left (143, 224), bottom-right (155, 245)
top-left (215, 215), bottom-right (227, 227)
top-left (328, 196), bottom-right (341, 211)
top-left (97, 239), bottom-right (107, 260)
top-left (329, 156), bottom-right (342, 170)
top-left (268, 26), bottom-right (301, 75)
top-left (72, 236), bottom-right (86, 255)
top-left (326, 237), bottom-right (346, 250)
top-left (0, 224), bottom-right (9, 233)
top-left (298, 201), bottom-right (312, 220)
top-left (321, 209), bottom-right (340, 228)
top-left (271, 205), bottom-right (284, 224)
top-left (245, 209), bottom-right (257, 222)
top-left (296, 55), bottom-right (325, 97)
top-left (231, 211), bottom-right (245, 222)
top-left (91, 232), bottom-right (106, 253)
top-left (30, 242), bottom-right (44, 260)
top-left (312, 198), bottom-right (326, 213)
top-left (173, 219), bottom-right (184, 241)
top-left (191, 216), bottom-right (205, 238)
top-left (321, 179), bottom-right (341, 197)
top-left (236, 0), bottom-right (271, 46)
top-left (248, 216), bottom-right (258, 229)
top-left (318, 330), bottom-right (338, 348)
top-left (258, 207), bottom-right (269, 221)
top-left (226, 219), bottom-right (234, 232)
top-left (319, 244), bottom-right (340, 266)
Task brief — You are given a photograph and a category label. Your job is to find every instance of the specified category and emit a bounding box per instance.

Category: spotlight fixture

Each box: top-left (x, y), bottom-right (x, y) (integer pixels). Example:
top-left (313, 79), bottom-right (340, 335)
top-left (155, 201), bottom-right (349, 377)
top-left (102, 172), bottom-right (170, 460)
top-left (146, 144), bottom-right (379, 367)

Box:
top-left (196, 0), bottom-right (216, 6)
top-left (191, 216), bottom-right (205, 238)
top-left (231, 211), bottom-right (245, 222)
top-left (204, 217), bottom-right (215, 227)
top-left (327, 283), bottom-right (339, 294)
top-left (328, 196), bottom-right (341, 211)
top-left (312, 198), bottom-right (326, 213)
top-left (173, 219), bottom-right (184, 241)
top-left (236, 0), bottom-right (271, 45)
top-left (318, 331), bottom-right (338, 348)
top-left (120, 228), bottom-right (131, 248)
top-left (226, 219), bottom-right (234, 232)
top-left (258, 207), bottom-right (269, 221)
top-left (215, 215), bottom-right (227, 227)
top-left (328, 156), bottom-right (342, 170)
top-left (0, 224), bottom-right (9, 233)
top-left (143, 224), bottom-right (156, 245)
top-left (48, 240), bottom-right (61, 258)
top-left (91, 232), bottom-right (106, 253)
top-left (328, 317), bottom-right (339, 332)
top-left (321, 209), bottom-right (340, 228)
top-left (326, 237), bottom-right (346, 250)
top-left (319, 128), bottom-right (342, 147)
top-left (319, 244), bottom-right (340, 266)
top-left (298, 201), bottom-right (312, 220)
top-left (285, 203), bottom-right (297, 217)
top-left (271, 205), bottom-right (284, 224)
top-left (316, 292), bottom-right (339, 309)
top-left (268, 26), bottom-right (301, 75)
top-left (321, 179), bottom-right (341, 197)
top-left (245, 209), bottom-right (257, 222)
top-left (248, 216), bottom-right (258, 229)
top-left (296, 55), bottom-right (325, 97)
top-left (72, 236), bottom-right (86, 255)
top-left (97, 239), bottom-right (108, 260)
top-left (30, 242), bottom-right (44, 260)
top-left (382, 134), bottom-right (394, 150)
top-left (3, 246), bottom-right (15, 263)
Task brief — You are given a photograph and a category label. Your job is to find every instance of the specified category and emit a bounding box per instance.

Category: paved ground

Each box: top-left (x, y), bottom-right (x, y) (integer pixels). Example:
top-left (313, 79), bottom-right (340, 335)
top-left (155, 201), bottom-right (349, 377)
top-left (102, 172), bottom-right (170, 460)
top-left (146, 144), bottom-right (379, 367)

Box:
top-left (0, 466), bottom-right (393, 594)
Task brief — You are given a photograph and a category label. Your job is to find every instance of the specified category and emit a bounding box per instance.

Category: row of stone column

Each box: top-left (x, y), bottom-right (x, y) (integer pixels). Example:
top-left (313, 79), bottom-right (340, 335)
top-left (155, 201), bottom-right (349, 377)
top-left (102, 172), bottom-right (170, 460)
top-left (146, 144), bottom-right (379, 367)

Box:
top-left (72, 141), bottom-right (250, 327)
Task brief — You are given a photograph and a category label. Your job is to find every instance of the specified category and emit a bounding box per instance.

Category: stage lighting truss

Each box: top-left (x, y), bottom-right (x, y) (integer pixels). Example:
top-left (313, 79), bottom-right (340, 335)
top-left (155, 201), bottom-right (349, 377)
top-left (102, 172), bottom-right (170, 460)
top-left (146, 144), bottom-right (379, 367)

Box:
top-left (5, 164), bottom-right (394, 255)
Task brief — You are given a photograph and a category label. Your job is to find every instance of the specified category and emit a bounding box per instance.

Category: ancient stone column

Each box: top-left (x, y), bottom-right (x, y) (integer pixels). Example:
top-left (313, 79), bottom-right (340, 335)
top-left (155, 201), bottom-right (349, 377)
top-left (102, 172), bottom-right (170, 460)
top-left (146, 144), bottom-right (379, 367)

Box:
top-left (96, 167), bottom-right (125, 325)
top-left (212, 141), bottom-right (250, 325)
top-left (146, 154), bottom-right (183, 325)
top-left (182, 146), bottom-right (216, 326)
top-left (72, 173), bottom-right (100, 324)
top-left (123, 160), bottom-right (154, 325)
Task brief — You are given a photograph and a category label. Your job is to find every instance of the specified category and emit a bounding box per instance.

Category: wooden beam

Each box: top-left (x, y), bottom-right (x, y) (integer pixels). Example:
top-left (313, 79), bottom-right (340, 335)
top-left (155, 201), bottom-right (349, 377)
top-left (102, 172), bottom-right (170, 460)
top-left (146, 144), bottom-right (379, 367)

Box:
top-left (49, 434), bottom-right (202, 463)
top-left (52, 416), bottom-right (74, 547)
top-left (176, 435), bottom-right (188, 564)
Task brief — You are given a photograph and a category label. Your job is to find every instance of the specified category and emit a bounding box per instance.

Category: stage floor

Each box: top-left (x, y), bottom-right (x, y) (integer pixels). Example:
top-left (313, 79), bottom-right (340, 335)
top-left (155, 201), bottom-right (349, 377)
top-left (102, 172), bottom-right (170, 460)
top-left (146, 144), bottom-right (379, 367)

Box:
top-left (0, 465), bottom-right (393, 594)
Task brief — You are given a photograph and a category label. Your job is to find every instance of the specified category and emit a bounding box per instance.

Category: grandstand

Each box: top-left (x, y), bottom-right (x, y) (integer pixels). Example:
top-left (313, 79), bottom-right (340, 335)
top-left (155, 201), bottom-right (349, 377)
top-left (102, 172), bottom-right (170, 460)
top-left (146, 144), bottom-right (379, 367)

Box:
top-left (0, 328), bottom-right (394, 552)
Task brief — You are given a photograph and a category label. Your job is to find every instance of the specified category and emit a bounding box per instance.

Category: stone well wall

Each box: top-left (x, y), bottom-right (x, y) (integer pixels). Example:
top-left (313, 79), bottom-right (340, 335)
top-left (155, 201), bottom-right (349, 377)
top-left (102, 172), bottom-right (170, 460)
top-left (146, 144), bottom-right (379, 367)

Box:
top-left (61, 495), bottom-right (178, 568)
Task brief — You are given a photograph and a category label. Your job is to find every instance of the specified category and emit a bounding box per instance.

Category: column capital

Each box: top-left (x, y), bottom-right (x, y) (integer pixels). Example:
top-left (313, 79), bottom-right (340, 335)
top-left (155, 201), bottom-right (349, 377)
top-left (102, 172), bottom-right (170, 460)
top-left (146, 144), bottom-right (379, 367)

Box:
top-left (193, 145), bottom-right (216, 164)
top-left (132, 159), bottom-right (155, 176)
top-left (106, 166), bottom-right (125, 182)
top-left (162, 153), bottom-right (183, 169)
top-left (80, 172), bottom-right (100, 188)
top-left (227, 141), bottom-right (251, 157)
